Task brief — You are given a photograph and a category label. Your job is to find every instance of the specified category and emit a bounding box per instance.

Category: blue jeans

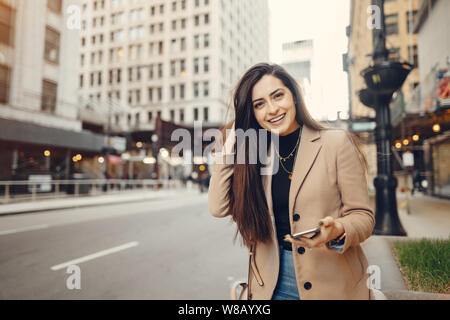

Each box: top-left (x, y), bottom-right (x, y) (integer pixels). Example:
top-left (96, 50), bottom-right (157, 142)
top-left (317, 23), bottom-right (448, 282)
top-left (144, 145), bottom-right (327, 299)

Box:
top-left (271, 247), bottom-right (301, 300)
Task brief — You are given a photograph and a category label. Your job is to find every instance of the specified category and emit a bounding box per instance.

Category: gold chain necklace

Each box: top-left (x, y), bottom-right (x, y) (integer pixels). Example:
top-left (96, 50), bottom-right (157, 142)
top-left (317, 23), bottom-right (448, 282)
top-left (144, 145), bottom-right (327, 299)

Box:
top-left (274, 128), bottom-right (301, 180)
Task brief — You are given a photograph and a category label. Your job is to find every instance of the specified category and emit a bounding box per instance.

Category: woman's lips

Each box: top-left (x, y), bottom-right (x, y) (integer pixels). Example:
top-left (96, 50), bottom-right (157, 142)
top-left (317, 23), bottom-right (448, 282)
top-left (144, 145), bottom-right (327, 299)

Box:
top-left (268, 113), bottom-right (286, 126)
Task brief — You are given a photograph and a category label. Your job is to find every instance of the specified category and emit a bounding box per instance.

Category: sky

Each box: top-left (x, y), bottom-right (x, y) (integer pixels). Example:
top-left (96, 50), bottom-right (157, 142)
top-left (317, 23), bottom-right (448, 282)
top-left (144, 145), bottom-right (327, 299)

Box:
top-left (268, 0), bottom-right (351, 120)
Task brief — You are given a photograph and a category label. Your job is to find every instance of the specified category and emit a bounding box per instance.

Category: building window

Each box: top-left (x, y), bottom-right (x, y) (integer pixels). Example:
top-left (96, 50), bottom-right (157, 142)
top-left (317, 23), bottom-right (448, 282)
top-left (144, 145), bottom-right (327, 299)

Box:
top-left (194, 58), bottom-right (199, 74)
top-left (204, 57), bottom-right (209, 73)
top-left (41, 79), bottom-right (57, 113)
top-left (157, 87), bottom-right (162, 101)
top-left (170, 109), bottom-right (175, 121)
top-left (149, 64), bottom-right (154, 79)
top-left (408, 45), bottom-right (418, 68)
top-left (194, 35), bottom-right (200, 49)
top-left (128, 90), bottom-right (132, 104)
top-left (0, 64), bottom-right (10, 103)
top-left (180, 59), bottom-right (186, 74)
top-left (157, 110), bottom-right (162, 118)
top-left (385, 14), bottom-right (398, 35)
top-left (148, 87), bottom-right (153, 102)
top-left (204, 34), bottom-right (209, 48)
top-left (180, 109), bottom-right (184, 122)
top-left (170, 85), bottom-right (176, 100)
top-left (194, 108), bottom-right (199, 121)
top-left (136, 89), bottom-right (141, 104)
top-left (203, 81), bottom-right (209, 97)
top-left (79, 74), bottom-right (84, 88)
top-left (148, 111), bottom-right (153, 121)
top-left (117, 68), bottom-right (121, 83)
top-left (180, 84), bottom-right (185, 99)
top-left (193, 82), bottom-right (199, 97)
top-left (137, 66), bottom-right (141, 81)
top-left (44, 26), bottom-right (60, 64)
top-left (47, 0), bottom-right (62, 14)
top-left (203, 106), bottom-right (208, 122)
top-left (406, 10), bottom-right (418, 34)
top-left (0, 3), bottom-right (14, 47)
top-left (128, 67), bottom-right (133, 82)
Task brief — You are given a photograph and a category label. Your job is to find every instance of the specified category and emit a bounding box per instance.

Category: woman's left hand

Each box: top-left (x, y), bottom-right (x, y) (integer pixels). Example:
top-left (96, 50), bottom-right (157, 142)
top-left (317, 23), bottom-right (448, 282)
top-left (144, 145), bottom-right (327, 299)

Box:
top-left (284, 216), bottom-right (345, 249)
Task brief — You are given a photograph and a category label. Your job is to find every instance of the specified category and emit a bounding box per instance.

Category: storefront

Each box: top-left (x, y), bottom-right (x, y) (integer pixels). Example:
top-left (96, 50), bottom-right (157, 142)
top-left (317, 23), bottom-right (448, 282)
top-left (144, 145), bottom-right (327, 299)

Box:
top-left (425, 131), bottom-right (450, 198)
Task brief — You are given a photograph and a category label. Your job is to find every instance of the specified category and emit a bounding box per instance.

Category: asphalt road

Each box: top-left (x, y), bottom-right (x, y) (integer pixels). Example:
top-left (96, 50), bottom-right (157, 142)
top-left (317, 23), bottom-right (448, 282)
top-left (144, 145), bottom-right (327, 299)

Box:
top-left (0, 191), bottom-right (248, 299)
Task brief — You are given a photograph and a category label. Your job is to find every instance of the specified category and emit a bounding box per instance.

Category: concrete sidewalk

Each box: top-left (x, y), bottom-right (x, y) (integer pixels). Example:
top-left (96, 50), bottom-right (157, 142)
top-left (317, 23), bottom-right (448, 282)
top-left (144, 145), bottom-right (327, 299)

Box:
top-left (363, 193), bottom-right (450, 300)
top-left (0, 188), bottom-right (193, 216)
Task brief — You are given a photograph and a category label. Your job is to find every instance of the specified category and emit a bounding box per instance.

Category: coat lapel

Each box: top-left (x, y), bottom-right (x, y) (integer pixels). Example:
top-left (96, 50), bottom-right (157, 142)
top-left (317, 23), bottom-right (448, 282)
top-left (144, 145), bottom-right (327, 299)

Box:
top-left (288, 126), bottom-right (322, 215)
top-left (261, 142), bottom-right (275, 218)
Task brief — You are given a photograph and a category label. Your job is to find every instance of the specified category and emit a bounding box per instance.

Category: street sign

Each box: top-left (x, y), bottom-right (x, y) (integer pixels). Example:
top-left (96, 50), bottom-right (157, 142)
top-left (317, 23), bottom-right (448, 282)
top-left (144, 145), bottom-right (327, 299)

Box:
top-left (402, 151), bottom-right (414, 167)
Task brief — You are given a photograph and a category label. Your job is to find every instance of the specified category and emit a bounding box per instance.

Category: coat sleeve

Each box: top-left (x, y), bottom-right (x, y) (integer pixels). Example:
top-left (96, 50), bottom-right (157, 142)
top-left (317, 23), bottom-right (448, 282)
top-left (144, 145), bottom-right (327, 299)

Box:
top-left (332, 131), bottom-right (375, 254)
top-left (208, 123), bottom-right (235, 218)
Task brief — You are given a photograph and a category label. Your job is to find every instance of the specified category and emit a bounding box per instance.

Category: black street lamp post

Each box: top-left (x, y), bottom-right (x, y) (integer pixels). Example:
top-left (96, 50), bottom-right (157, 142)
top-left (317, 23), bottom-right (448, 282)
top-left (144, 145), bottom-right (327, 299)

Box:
top-left (359, 0), bottom-right (413, 235)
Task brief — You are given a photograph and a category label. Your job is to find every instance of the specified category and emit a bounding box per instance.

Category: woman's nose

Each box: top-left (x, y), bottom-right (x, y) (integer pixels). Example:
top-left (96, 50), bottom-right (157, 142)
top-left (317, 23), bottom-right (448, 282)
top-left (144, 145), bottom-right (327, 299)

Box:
top-left (267, 101), bottom-right (279, 114)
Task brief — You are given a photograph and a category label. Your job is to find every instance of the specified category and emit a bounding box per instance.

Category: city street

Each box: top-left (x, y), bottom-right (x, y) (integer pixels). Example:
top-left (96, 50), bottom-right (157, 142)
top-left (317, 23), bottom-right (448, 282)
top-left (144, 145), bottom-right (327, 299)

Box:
top-left (0, 191), bottom-right (247, 299)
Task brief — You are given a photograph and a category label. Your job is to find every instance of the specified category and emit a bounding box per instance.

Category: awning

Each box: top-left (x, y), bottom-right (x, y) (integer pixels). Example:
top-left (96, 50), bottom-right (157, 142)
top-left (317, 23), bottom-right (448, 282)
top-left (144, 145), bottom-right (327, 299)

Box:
top-left (0, 118), bottom-right (106, 152)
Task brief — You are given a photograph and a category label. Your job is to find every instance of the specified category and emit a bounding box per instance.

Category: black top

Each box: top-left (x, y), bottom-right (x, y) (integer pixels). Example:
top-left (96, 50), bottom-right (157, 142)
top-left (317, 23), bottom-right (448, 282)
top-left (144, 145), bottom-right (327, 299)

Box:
top-left (271, 126), bottom-right (301, 250)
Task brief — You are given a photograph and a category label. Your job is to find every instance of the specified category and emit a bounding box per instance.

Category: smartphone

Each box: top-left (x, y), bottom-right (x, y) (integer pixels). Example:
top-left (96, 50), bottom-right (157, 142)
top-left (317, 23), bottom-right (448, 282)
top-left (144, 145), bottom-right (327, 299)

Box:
top-left (291, 227), bottom-right (321, 240)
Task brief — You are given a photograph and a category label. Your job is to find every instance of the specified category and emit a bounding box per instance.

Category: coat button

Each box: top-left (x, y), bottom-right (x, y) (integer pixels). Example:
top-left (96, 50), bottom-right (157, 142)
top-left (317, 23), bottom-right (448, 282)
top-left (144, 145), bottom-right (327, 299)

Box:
top-left (304, 282), bottom-right (312, 290)
top-left (293, 213), bottom-right (300, 221)
top-left (297, 246), bottom-right (305, 254)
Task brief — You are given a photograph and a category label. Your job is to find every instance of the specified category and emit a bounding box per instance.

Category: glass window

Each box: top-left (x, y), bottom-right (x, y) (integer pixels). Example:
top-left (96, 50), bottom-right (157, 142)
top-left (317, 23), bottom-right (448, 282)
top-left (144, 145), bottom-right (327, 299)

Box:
top-left (0, 64), bottom-right (11, 103)
top-left (385, 14), bottom-right (398, 35)
top-left (47, 0), bottom-right (62, 14)
top-left (41, 79), bottom-right (57, 113)
top-left (44, 26), bottom-right (60, 64)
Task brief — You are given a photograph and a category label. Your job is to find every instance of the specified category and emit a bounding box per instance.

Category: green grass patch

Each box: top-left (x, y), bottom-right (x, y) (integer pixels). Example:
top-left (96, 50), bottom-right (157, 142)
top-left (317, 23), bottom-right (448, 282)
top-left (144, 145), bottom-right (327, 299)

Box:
top-left (392, 238), bottom-right (450, 294)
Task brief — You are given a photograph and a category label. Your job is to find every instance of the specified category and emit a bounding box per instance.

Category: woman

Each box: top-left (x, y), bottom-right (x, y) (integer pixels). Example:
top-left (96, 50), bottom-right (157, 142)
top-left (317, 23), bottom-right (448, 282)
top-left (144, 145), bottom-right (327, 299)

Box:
top-left (208, 63), bottom-right (375, 300)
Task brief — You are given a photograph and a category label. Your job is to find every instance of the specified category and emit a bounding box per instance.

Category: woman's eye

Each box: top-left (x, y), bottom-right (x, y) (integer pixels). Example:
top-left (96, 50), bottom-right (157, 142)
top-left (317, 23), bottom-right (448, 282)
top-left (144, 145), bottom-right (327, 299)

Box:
top-left (275, 93), bottom-right (283, 99)
top-left (254, 102), bottom-right (263, 108)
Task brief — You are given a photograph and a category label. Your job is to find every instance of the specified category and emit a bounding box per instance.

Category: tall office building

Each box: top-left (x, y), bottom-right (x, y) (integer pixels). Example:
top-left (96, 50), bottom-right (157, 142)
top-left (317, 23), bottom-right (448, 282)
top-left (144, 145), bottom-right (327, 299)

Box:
top-left (79, 0), bottom-right (269, 129)
top-left (281, 39), bottom-right (314, 111)
top-left (0, 0), bottom-right (116, 180)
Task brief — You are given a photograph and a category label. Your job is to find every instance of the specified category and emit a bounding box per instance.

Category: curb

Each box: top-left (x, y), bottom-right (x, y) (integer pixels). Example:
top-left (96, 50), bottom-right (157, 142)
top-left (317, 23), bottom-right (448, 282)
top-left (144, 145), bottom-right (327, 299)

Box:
top-left (0, 190), bottom-right (184, 216)
top-left (383, 290), bottom-right (450, 300)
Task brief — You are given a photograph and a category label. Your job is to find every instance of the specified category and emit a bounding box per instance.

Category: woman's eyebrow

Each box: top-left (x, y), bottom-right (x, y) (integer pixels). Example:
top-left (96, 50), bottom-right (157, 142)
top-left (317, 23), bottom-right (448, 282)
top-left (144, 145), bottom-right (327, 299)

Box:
top-left (252, 88), bottom-right (283, 104)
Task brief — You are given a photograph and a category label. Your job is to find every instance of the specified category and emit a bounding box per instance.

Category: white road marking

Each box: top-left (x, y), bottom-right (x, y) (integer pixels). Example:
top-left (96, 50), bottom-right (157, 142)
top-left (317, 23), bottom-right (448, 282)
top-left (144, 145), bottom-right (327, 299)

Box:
top-left (50, 241), bottom-right (139, 271)
top-left (0, 224), bottom-right (49, 236)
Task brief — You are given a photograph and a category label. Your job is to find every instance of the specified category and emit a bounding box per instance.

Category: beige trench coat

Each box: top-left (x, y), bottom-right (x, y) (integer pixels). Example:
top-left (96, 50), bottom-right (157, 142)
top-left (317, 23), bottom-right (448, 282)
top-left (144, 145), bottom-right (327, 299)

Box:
top-left (208, 124), bottom-right (375, 300)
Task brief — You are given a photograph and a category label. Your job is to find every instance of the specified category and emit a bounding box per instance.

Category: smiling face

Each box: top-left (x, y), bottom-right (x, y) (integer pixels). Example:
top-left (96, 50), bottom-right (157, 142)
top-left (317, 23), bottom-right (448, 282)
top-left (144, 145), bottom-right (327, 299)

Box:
top-left (251, 75), bottom-right (300, 136)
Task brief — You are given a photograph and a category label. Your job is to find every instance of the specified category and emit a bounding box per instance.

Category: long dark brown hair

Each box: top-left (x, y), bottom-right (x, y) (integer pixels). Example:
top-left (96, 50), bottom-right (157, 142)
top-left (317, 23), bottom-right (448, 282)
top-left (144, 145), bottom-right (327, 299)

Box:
top-left (221, 63), bottom-right (368, 248)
